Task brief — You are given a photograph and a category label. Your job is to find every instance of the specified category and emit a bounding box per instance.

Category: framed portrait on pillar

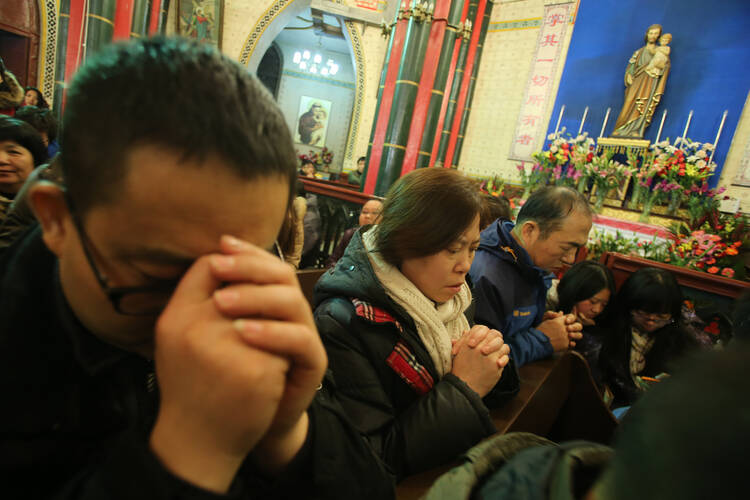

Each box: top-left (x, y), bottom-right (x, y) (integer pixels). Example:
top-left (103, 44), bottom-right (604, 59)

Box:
top-left (176, 0), bottom-right (224, 49)
top-left (295, 96), bottom-right (332, 148)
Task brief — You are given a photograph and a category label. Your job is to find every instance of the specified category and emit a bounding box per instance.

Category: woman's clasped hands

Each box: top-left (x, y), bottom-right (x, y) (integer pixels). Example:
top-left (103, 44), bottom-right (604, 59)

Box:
top-left (450, 325), bottom-right (510, 397)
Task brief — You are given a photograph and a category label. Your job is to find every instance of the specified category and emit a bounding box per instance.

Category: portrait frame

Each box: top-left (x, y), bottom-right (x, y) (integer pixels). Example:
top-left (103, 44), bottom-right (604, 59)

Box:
top-left (294, 96), bottom-right (333, 148)
top-left (176, 0), bottom-right (224, 49)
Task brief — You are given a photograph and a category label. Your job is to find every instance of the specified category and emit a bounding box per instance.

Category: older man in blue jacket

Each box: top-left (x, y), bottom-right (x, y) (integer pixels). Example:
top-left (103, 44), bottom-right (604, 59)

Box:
top-left (469, 187), bottom-right (593, 366)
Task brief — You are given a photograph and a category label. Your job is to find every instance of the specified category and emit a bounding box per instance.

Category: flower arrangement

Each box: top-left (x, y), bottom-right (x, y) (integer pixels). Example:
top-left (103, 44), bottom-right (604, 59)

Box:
top-left (479, 176), bottom-right (505, 197)
top-left (662, 230), bottom-right (744, 279)
top-left (519, 131), bottom-right (598, 198)
top-left (584, 151), bottom-right (633, 212)
top-left (298, 147), bottom-right (334, 172)
top-left (634, 138), bottom-right (718, 219)
top-left (586, 229), bottom-right (639, 261)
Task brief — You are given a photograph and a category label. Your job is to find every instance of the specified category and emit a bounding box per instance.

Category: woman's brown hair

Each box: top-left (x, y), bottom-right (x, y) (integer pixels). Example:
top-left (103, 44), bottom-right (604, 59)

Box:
top-left (375, 168), bottom-right (482, 266)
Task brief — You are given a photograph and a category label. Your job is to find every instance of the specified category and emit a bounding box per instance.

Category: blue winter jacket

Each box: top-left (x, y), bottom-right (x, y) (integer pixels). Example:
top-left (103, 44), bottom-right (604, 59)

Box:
top-left (469, 220), bottom-right (555, 366)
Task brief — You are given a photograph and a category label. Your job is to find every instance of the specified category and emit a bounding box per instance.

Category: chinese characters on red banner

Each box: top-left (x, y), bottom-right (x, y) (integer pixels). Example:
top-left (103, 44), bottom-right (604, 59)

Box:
top-left (509, 3), bottom-right (574, 161)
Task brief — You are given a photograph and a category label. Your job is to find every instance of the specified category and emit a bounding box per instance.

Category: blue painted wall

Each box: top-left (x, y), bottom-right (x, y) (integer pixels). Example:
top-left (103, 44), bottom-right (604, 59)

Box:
top-left (548, 0), bottom-right (750, 186)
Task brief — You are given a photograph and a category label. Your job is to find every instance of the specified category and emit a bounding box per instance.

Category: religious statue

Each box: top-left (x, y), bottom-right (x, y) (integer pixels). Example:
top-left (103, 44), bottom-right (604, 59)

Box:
top-left (612, 25), bottom-right (672, 138)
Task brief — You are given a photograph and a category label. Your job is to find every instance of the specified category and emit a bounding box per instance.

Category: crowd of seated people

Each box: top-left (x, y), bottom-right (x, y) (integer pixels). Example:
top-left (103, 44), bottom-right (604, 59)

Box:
top-left (0, 116), bottom-right (48, 242)
top-left (0, 36), bottom-right (747, 500)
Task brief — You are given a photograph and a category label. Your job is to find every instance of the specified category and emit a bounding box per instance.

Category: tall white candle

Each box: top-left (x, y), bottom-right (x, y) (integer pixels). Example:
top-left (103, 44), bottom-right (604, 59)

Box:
top-left (578, 106), bottom-right (589, 135)
top-left (680, 110), bottom-right (693, 148)
top-left (655, 109), bottom-right (667, 144)
top-left (708, 110), bottom-right (728, 166)
top-left (554, 105), bottom-right (565, 137)
top-left (599, 107), bottom-right (611, 138)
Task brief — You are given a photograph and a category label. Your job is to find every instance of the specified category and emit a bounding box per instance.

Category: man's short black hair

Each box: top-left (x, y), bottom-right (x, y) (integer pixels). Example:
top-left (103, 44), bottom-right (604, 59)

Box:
top-left (357, 156), bottom-right (366, 163)
top-left (598, 345), bottom-right (750, 499)
top-left (0, 116), bottom-right (48, 166)
top-left (516, 186), bottom-right (592, 237)
top-left (15, 106), bottom-right (58, 142)
top-left (62, 37), bottom-right (298, 211)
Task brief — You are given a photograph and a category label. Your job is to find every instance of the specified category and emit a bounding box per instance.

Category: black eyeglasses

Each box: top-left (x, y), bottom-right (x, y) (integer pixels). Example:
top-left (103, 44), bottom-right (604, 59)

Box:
top-left (65, 193), bottom-right (287, 316)
top-left (65, 193), bottom-right (179, 316)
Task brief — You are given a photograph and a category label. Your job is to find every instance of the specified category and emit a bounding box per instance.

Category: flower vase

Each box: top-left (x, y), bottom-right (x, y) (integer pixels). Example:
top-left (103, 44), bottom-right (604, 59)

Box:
top-left (521, 186), bottom-right (532, 200)
top-left (594, 189), bottom-right (607, 213)
top-left (667, 191), bottom-right (682, 216)
top-left (576, 177), bottom-right (588, 194)
top-left (639, 196), bottom-right (655, 223)
top-left (629, 184), bottom-right (643, 210)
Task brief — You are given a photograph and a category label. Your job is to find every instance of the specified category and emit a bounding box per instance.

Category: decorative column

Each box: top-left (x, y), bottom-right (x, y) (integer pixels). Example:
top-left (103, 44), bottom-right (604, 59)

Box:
top-left (159, 1), bottom-right (172, 33)
top-left (363, 16), bottom-right (400, 194)
top-left (413, 0), bottom-right (467, 169)
top-left (444, 0), bottom-right (490, 167)
top-left (401, 0), bottom-right (457, 173)
top-left (449, 0), bottom-right (492, 165)
top-left (366, 0), bottom-right (493, 193)
top-left (431, 0), bottom-right (476, 166)
top-left (372, 2), bottom-right (434, 196)
top-left (85, 0), bottom-right (117, 56)
top-left (60, 0), bottom-right (87, 113)
top-left (130, 0), bottom-right (152, 39)
top-left (148, 0), bottom-right (170, 35)
top-left (363, 1), bottom-right (413, 195)
top-left (113, 0), bottom-right (135, 40)
top-left (53, 0), bottom-right (72, 117)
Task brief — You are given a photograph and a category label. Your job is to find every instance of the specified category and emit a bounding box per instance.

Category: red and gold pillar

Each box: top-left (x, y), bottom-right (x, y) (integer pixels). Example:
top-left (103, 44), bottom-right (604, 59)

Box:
top-left (363, 1), bottom-right (412, 195)
top-left (450, 0), bottom-right (493, 166)
top-left (444, 0), bottom-right (489, 167)
top-left (364, 0), bottom-right (493, 193)
top-left (432, 0), bottom-right (477, 166)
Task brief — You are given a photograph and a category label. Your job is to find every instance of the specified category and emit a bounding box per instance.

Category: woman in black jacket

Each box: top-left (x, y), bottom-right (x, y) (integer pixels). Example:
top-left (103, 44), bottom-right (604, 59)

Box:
top-left (550, 260), bottom-right (616, 388)
top-left (313, 168), bottom-right (519, 481)
top-left (598, 267), bottom-right (699, 407)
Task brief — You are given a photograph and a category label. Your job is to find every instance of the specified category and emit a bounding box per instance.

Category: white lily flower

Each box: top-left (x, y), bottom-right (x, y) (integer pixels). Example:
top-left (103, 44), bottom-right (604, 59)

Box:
top-left (550, 145), bottom-right (559, 153)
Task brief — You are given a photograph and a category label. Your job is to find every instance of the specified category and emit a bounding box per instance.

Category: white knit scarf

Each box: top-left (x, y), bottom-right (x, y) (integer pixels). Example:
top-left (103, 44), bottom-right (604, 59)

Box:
top-left (362, 228), bottom-right (471, 377)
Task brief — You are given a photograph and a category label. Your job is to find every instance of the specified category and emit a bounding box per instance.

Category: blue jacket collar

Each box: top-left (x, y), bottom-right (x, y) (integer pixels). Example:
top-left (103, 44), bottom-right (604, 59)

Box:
top-left (478, 220), bottom-right (553, 283)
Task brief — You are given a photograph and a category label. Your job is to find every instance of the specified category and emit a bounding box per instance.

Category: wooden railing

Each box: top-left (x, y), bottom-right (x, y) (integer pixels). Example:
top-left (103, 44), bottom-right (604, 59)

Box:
top-left (300, 178), bottom-right (381, 268)
top-left (600, 252), bottom-right (749, 299)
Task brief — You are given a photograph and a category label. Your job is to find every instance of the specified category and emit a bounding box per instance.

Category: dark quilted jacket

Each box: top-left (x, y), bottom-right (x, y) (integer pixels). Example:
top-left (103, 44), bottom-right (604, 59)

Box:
top-left (313, 227), bottom-right (519, 480)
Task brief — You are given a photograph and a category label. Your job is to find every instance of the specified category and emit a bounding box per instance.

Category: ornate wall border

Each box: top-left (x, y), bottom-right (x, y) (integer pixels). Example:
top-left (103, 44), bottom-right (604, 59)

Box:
top-left (238, 0), bottom-right (294, 66)
top-left (343, 19), bottom-right (365, 162)
top-left (239, 1), bottom-right (367, 164)
top-left (38, 0), bottom-right (58, 106)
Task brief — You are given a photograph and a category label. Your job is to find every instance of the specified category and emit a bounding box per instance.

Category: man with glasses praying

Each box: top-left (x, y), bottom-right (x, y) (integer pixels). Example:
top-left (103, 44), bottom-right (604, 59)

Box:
top-left (0, 37), bottom-right (392, 499)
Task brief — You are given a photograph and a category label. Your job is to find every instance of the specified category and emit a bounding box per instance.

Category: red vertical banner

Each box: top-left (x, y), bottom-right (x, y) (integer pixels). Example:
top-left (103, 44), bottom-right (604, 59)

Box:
top-left (363, 2), bottom-right (410, 195)
top-left (400, 0), bottom-right (451, 175)
top-left (113, 0), bottom-right (136, 40)
top-left (429, 0), bottom-right (470, 167)
top-left (148, 0), bottom-right (163, 34)
top-left (443, 0), bottom-right (487, 166)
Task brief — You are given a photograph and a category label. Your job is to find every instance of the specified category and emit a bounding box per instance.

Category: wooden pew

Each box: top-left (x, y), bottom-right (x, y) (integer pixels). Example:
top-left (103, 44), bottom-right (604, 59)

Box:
top-left (297, 268), bottom-right (327, 306)
top-left (297, 267), bottom-right (618, 499)
top-left (396, 351), bottom-right (617, 500)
